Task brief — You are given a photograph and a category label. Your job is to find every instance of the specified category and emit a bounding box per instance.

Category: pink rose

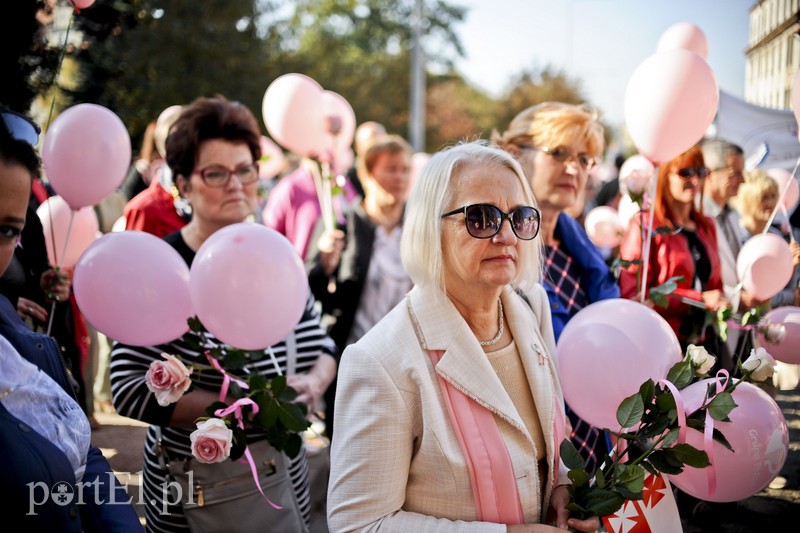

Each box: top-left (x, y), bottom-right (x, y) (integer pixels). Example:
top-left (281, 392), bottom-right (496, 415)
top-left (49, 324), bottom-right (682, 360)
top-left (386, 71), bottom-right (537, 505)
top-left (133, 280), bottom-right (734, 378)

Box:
top-left (145, 353), bottom-right (192, 406)
top-left (190, 418), bottom-right (233, 464)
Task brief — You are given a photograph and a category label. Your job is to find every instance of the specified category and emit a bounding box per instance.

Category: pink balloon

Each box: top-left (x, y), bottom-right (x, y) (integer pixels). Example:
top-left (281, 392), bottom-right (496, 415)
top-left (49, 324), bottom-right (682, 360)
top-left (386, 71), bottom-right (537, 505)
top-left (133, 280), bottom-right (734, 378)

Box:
top-left (42, 103), bottom-right (131, 209)
top-left (189, 224), bottom-right (308, 350)
top-left (624, 49), bottom-right (719, 165)
top-left (656, 22), bottom-right (709, 60)
top-left (319, 91), bottom-right (357, 162)
top-left (258, 136), bottom-right (286, 179)
top-left (736, 233), bottom-right (794, 300)
top-left (332, 147), bottom-right (354, 177)
top-left (755, 306), bottom-right (800, 364)
top-left (557, 299), bottom-right (682, 430)
top-left (70, 0), bottom-right (95, 8)
top-left (262, 73), bottom-right (328, 157)
top-left (584, 206), bottom-right (623, 248)
top-left (765, 167), bottom-right (800, 213)
top-left (36, 196), bottom-right (99, 269)
top-left (618, 154), bottom-right (655, 196)
top-left (73, 231), bottom-right (193, 346)
top-left (668, 380), bottom-right (788, 502)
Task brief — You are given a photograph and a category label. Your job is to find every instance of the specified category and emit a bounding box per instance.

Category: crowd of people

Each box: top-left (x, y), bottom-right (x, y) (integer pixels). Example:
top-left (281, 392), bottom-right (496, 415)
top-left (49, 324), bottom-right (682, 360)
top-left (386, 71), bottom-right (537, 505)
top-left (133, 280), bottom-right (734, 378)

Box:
top-left (1, 90), bottom-right (798, 532)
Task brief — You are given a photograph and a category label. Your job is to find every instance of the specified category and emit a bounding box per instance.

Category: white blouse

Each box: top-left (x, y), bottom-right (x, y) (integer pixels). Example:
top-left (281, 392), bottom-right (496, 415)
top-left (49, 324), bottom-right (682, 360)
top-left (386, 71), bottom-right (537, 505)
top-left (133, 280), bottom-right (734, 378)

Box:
top-left (0, 334), bottom-right (90, 481)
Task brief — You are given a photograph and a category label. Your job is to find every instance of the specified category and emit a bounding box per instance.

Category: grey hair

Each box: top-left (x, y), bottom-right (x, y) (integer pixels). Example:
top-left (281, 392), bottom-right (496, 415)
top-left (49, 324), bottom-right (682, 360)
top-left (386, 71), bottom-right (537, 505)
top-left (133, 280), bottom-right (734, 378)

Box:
top-left (400, 140), bottom-right (542, 293)
top-left (701, 138), bottom-right (744, 171)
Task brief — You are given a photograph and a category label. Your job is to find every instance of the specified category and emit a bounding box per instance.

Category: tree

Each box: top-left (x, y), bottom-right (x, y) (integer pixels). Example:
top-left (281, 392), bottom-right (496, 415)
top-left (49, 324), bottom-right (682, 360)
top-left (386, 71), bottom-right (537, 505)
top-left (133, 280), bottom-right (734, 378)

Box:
top-left (269, 0), bottom-right (466, 148)
top-left (69, 0), bottom-right (283, 146)
top-left (0, 0), bottom-right (59, 114)
top-left (425, 72), bottom-right (495, 151)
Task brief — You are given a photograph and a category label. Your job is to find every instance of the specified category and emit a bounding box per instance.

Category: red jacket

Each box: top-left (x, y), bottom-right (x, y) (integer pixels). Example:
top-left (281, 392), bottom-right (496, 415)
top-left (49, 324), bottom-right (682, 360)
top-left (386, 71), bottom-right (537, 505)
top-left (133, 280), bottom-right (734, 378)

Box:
top-left (619, 210), bottom-right (722, 339)
top-left (123, 179), bottom-right (186, 238)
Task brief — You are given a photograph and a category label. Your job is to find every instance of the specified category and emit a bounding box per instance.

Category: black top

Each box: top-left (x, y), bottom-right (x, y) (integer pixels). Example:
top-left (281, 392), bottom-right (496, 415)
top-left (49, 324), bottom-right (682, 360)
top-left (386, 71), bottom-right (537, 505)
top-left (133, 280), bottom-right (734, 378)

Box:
top-left (681, 227), bottom-right (711, 290)
top-left (163, 229), bottom-right (194, 266)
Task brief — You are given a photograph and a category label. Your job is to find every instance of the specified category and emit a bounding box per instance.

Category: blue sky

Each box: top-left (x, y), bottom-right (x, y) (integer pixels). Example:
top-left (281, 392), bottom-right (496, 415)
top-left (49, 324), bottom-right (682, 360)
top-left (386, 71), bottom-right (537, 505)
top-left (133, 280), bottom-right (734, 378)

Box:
top-left (453, 0), bottom-right (753, 127)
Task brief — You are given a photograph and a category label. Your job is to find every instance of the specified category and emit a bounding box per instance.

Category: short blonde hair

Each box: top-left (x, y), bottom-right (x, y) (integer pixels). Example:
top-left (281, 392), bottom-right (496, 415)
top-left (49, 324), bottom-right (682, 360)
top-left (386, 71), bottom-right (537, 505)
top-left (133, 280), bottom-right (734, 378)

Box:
top-left (733, 169), bottom-right (778, 218)
top-left (401, 141), bottom-right (542, 292)
top-left (491, 102), bottom-right (605, 159)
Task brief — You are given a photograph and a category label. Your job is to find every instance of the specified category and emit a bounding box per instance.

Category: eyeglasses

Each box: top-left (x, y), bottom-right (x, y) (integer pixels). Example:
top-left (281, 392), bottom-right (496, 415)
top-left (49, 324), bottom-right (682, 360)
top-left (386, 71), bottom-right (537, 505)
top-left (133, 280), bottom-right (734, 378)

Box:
top-left (441, 203), bottom-right (541, 241)
top-left (193, 163), bottom-right (259, 188)
top-left (1, 108), bottom-right (41, 146)
top-left (520, 144), bottom-right (596, 171)
top-left (676, 167), bottom-right (710, 179)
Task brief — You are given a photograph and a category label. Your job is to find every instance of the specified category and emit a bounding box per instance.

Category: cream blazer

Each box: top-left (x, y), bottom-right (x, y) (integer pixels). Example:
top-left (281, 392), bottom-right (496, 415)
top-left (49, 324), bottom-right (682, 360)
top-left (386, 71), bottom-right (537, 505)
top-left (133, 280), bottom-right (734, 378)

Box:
top-left (327, 283), bottom-right (570, 532)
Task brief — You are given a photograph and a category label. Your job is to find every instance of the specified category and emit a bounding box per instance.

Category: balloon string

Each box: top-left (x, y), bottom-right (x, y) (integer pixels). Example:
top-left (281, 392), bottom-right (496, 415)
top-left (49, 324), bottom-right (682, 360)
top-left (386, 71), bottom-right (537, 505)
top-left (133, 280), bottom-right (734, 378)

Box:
top-left (700, 369), bottom-right (730, 500)
top-left (44, 11), bottom-right (74, 132)
top-left (639, 165), bottom-right (659, 303)
top-left (213, 399), bottom-right (283, 510)
top-left (660, 379), bottom-right (687, 444)
top-left (306, 159), bottom-right (332, 232)
top-left (46, 209), bottom-right (75, 336)
top-left (763, 156), bottom-right (800, 236)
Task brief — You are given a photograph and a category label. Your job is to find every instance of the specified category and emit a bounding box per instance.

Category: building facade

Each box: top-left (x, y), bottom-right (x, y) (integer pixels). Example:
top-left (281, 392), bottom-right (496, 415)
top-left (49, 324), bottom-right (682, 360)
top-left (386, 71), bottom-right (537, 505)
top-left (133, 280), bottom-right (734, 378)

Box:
top-left (745, 0), bottom-right (800, 109)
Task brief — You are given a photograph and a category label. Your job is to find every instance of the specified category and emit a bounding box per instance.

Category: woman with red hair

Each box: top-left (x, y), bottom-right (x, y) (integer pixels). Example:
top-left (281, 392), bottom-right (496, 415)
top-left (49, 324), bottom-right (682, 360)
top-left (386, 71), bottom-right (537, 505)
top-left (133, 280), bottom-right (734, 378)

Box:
top-left (619, 145), bottom-right (729, 354)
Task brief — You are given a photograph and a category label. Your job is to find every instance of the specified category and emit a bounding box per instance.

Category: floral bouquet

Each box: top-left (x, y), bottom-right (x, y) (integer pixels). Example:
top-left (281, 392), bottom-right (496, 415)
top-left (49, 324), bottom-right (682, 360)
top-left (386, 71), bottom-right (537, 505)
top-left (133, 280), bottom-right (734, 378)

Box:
top-left (561, 344), bottom-right (780, 521)
top-left (145, 317), bottom-right (311, 465)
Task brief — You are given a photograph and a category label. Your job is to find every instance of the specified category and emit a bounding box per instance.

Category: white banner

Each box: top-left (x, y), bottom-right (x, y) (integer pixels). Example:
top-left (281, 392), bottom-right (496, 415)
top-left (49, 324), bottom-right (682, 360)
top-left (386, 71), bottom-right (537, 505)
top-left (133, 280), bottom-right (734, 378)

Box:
top-left (602, 473), bottom-right (682, 533)
top-left (711, 90), bottom-right (800, 172)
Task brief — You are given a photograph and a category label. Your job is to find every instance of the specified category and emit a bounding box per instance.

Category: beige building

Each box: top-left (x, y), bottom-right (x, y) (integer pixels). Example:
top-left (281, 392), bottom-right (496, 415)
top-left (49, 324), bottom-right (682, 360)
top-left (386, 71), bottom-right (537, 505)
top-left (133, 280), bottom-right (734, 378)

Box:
top-left (745, 0), bottom-right (800, 108)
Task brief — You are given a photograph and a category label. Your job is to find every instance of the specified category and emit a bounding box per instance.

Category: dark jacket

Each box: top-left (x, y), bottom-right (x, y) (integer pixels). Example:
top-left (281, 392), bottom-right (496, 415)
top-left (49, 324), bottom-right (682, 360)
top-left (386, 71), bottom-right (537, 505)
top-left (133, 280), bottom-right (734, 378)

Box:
top-left (306, 199), bottom-right (377, 352)
top-left (545, 212), bottom-right (621, 341)
top-left (0, 295), bottom-right (142, 532)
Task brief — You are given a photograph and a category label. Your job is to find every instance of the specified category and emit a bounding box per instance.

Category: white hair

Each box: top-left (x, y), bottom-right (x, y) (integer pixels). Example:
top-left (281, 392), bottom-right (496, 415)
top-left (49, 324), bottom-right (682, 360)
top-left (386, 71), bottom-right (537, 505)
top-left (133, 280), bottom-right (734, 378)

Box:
top-left (401, 140), bottom-right (542, 293)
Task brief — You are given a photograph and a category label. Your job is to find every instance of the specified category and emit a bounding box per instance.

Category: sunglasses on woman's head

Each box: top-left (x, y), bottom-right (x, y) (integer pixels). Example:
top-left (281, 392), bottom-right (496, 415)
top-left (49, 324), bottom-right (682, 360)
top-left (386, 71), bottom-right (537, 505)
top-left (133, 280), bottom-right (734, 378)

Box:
top-left (676, 167), bottom-right (710, 179)
top-left (441, 203), bottom-right (541, 240)
top-left (1, 108), bottom-right (41, 146)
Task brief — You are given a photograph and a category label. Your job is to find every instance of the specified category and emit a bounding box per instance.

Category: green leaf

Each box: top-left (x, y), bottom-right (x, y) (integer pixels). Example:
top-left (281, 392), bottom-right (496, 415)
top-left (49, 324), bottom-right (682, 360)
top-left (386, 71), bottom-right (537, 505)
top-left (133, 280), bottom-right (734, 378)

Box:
top-left (711, 427), bottom-right (734, 452)
top-left (270, 375), bottom-right (287, 396)
top-left (707, 392), bottom-right (737, 421)
top-left (653, 226), bottom-right (677, 236)
top-left (669, 443), bottom-right (710, 468)
top-left (187, 316), bottom-right (204, 332)
top-left (617, 394), bottom-right (645, 429)
top-left (660, 428), bottom-right (679, 448)
top-left (638, 379), bottom-right (655, 405)
top-left (616, 464), bottom-right (646, 493)
top-left (560, 439), bottom-right (586, 470)
top-left (666, 360), bottom-right (694, 389)
top-left (583, 489), bottom-right (627, 518)
top-left (279, 385), bottom-right (299, 402)
top-left (568, 468), bottom-right (590, 487)
top-left (646, 450), bottom-right (684, 475)
top-left (278, 402), bottom-right (311, 432)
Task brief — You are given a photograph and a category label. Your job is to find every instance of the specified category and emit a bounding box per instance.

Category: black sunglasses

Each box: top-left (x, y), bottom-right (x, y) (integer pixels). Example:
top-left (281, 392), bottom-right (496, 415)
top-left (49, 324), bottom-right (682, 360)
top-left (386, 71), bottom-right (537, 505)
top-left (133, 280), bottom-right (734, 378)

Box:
top-left (0, 107), bottom-right (41, 146)
top-left (676, 167), bottom-right (710, 179)
top-left (441, 203), bottom-right (541, 240)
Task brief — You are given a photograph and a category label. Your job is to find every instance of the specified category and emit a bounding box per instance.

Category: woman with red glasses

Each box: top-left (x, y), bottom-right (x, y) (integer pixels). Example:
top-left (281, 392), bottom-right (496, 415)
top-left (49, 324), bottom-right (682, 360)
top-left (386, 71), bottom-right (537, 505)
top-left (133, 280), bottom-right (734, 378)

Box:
top-left (618, 145), bottom-right (729, 351)
top-left (493, 102), bottom-right (619, 477)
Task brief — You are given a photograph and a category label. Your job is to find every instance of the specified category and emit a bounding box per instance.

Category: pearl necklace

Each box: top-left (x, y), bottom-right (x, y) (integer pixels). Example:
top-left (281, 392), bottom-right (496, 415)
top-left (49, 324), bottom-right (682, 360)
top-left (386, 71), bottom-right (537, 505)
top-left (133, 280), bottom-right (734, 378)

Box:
top-left (479, 299), bottom-right (504, 346)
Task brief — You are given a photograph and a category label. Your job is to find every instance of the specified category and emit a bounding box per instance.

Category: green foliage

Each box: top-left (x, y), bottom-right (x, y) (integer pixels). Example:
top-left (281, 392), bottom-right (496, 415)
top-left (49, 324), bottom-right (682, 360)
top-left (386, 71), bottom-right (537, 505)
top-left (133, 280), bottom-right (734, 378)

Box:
top-left (648, 275), bottom-right (684, 309)
top-left (190, 316), bottom-right (311, 459)
top-left (57, 0), bottom-right (596, 156)
top-left (564, 343), bottom-right (767, 520)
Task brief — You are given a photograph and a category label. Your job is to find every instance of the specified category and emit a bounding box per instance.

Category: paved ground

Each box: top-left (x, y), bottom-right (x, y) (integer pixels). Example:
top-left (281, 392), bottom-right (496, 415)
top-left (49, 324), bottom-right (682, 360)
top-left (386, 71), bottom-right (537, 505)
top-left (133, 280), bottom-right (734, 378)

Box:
top-left (92, 388), bottom-right (800, 532)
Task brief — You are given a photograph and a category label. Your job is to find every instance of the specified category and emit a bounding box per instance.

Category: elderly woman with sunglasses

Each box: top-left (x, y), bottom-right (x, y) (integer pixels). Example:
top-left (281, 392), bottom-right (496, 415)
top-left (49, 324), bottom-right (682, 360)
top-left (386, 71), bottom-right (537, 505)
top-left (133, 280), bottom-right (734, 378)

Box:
top-left (618, 145), bottom-right (729, 350)
top-left (328, 141), bottom-right (598, 532)
top-left (492, 102), bottom-right (619, 476)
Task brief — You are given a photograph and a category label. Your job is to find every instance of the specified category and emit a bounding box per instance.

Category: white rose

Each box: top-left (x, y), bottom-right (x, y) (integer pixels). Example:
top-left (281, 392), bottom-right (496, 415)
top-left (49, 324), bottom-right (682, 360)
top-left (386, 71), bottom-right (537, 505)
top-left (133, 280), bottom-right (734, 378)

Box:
top-left (762, 323), bottom-right (786, 345)
top-left (686, 344), bottom-right (716, 375)
top-left (742, 347), bottom-right (777, 382)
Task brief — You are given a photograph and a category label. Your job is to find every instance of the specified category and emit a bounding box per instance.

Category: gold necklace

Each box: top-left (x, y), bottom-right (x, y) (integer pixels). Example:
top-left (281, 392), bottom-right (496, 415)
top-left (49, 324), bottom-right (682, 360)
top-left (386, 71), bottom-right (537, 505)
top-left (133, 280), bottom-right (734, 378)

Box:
top-left (0, 386), bottom-right (15, 400)
top-left (479, 299), bottom-right (504, 346)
